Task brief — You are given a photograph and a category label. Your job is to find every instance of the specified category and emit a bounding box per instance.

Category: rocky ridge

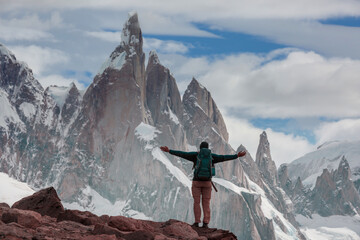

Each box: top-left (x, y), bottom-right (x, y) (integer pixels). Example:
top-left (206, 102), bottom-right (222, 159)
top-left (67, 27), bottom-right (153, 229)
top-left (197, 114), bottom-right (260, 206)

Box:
top-left (279, 156), bottom-right (360, 217)
top-left (0, 187), bottom-right (236, 240)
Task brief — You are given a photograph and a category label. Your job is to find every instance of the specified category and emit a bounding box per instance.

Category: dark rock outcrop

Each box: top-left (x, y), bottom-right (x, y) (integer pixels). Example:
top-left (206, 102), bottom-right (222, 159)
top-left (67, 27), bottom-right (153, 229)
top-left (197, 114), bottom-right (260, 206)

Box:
top-left (0, 188), bottom-right (237, 239)
top-left (12, 187), bottom-right (65, 218)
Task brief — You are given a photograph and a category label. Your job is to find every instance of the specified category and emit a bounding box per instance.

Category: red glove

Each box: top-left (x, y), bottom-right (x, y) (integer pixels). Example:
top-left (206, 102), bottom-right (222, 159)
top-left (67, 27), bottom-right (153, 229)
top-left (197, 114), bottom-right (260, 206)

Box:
top-left (237, 151), bottom-right (246, 157)
top-left (160, 146), bottom-right (170, 152)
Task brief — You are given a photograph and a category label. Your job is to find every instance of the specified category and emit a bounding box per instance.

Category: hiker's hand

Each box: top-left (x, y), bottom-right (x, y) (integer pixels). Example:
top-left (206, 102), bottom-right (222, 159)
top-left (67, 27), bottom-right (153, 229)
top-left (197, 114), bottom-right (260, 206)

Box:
top-left (160, 146), bottom-right (170, 152)
top-left (237, 151), bottom-right (246, 157)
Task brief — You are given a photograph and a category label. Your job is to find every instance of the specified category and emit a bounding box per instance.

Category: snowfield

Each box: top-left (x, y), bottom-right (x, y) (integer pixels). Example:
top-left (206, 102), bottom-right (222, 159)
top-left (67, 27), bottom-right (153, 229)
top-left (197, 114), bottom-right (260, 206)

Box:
top-left (0, 172), bottom-right (34, 206)
top-left (296, 214), bottom-right (360, 240)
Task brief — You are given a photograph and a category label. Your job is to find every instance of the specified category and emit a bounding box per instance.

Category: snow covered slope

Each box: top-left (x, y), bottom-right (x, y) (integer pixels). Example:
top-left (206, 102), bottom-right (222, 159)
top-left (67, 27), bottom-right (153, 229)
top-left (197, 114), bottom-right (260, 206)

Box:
top-left (296, 214), bottom-right (360, 240)
top-left (0, 172), bottom-right (34, 206)
top-left (287, 140), bottom-right (360, 188)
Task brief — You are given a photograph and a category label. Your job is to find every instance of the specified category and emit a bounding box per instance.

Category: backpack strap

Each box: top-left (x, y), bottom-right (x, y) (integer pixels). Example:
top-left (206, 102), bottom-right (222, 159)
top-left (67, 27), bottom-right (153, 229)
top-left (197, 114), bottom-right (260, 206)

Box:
top-left (211, 180), bottom-right (218, 192)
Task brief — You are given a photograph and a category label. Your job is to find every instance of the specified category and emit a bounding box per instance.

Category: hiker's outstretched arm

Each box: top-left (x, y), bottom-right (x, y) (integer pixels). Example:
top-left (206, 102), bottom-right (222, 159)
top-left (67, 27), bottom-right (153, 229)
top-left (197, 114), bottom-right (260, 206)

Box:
top-left (169, 150), bottom-right (198, 162)
top-left (212, 151), bottom-right (246, 163)
top-left (212, 153), bottom-right (239, 163)
top-left (160, 146), bottom-right (197, 161)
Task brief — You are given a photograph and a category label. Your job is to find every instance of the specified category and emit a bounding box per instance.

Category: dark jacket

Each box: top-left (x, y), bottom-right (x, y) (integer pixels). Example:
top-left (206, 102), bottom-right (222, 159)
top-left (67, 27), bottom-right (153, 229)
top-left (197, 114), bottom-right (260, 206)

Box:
top-left (169, 149), bottom-right (238, 181)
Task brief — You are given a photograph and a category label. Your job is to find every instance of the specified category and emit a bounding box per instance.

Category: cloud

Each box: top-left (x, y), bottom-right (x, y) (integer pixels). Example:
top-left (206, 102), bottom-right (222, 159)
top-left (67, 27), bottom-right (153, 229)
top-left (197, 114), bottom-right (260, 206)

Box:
top-left (224, 115), bottom-right (315, 166)
top-left (166, 49), bottom-right (360, 119)
top-left (143, 38), bottom-right (190, 54)
top-left (138, 12), bottom-right (218, 37)
top-left (8, 45), bottom-right (69, 76)
top-left (2, 0), bottom-right (360, 20)
top-left (0, 12), bottom-right (63, 41)
top-left (315, 118), bottom-right (360, 144)
top-left (38, 74), bottom-right (86, 90)
top-left (210, 19), bottom-right (360, 59)
top-left (2, 3), bottom-right (360, 59)
top-left (85, 31), bottom-right (121, 43)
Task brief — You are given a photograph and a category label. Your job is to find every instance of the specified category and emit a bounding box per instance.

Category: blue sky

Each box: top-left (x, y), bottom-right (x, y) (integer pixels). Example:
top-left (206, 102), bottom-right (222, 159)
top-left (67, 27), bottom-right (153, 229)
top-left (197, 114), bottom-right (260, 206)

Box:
top-left (1, 0), bottom-right (360, 165)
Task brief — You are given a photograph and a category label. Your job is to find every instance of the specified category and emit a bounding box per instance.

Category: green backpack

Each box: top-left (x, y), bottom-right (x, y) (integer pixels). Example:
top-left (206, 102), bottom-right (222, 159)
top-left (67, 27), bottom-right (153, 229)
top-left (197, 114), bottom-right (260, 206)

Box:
top-left (194, 148), bottom-right (215, 180)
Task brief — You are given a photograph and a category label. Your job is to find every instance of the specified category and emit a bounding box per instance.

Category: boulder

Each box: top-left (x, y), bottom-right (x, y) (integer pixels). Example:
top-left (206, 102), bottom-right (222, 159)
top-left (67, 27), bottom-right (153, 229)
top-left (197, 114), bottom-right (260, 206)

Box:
top-left (1, 208), bottom-right (41, 229)
top-left (57, 209), bottom-right (102, 226)
top-left (12, 187), bottom-right (64, 218)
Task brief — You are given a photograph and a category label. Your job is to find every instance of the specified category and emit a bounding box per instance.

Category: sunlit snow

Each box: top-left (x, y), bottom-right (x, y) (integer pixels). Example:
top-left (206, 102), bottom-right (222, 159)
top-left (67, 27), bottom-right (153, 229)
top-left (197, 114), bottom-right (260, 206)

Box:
top-left (0, 172), bottom-right (34, 206)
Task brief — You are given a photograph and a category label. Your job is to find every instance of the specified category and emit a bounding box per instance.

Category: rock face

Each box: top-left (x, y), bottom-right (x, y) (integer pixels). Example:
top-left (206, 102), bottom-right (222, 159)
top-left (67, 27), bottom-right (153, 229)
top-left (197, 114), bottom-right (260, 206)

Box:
top-left (256, 131), bottom-right (278, 186)
top-left (278, 157), bottom-right (360, 217)
top-left (0, 13), bottom-right (308, 239)
top-left (311, 157), bottom-right (360, 216)
top-left (0, 188), bottom-right (237, 240)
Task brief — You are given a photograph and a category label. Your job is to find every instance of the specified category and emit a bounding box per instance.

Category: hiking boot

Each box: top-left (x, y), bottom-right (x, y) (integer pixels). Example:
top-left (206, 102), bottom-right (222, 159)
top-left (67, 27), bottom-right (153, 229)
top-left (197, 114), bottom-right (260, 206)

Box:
top-left (202, 223), bottom-right (209, 228)
top-left (192, 222), bottom-right (199, 227)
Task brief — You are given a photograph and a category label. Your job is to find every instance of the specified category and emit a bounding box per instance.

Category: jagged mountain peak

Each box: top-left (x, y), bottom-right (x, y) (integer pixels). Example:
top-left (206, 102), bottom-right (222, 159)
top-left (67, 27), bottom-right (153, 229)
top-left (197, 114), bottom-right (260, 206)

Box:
top-left (146, 49), bottom-right (183, 127)
top-left (183, 77), bottom-right (229, 142)
top-left (96, 12), bottom-right (144, 77)
top-left (335, 156), bottom-right (351, 181)
top-left (121, 12), bottom-right (141, 46)
top-left (294, 177), bottom-right (304, 190)
top-left (0, 43), bottom-right (16, 61)
top-left (259, 131), bottom-right (269, 148)
top-left (148, 50), bottom-right (161, 65)
top-left (256, 130), bottom-right (278, 185)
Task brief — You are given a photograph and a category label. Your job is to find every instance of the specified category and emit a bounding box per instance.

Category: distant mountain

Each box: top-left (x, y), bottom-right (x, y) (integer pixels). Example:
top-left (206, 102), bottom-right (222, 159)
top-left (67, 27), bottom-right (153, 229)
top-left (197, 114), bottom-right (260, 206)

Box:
top-left (287, 140), bottom-right (360, 191)
top-left (278, 140), bottom-right (360, 221)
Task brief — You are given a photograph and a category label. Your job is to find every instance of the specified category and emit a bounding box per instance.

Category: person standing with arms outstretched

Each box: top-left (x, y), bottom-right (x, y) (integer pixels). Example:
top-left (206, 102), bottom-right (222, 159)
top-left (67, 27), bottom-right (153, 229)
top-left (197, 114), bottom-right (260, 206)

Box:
top-left (160, 141), bottom-right (246, 228)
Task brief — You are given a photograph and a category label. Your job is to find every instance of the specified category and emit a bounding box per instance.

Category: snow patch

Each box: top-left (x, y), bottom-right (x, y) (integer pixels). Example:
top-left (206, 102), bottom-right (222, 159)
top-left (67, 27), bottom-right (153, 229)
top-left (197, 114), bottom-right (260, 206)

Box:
top-left (19, 102), bottom-right (36, 119)
top-left (212, 177), bottom-right (251, 195)
top-left (97, 51), bottom-right (126, 76)
top-left (63, 185), bottom-right (152, 220)
top-left (0, 90), bottom-right (23, 130)
top-left (152, 147), bottom-right (192, 192)
top-left (247, 176), bottom-right (300, 239)
top-left (47, 85), bottom-right (70, 108)
top-left (0, 172), bottom-right (35, 206)
top-left (296, 214), bottom-right (360, 240)
top-left (165, 108), bottom-right (180, 125)
top-left (135, 122), bottom-right (161, 142)
top-left (0, 44), bottom-right (15, 61)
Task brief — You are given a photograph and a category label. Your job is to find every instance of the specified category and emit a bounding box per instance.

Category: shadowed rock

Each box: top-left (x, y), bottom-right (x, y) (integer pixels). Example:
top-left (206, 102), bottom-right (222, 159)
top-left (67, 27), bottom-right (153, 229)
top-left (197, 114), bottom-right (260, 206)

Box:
top-left (12, 187), bottom-right (64, 218)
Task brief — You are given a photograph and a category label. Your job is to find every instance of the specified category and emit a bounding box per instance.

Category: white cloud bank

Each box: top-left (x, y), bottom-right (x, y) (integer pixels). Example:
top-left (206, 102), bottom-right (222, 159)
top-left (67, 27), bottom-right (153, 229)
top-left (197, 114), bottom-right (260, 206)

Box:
top-left (164, 49), bottom-right (360, 119)
top-left (0, 12), bottom-right (63, 41)
top-left (2, 0), bottom-right (360, 20)
top-left (8, 45), bottom-right (69, 76)
top-left (315, 119), bottom-right (360, 144)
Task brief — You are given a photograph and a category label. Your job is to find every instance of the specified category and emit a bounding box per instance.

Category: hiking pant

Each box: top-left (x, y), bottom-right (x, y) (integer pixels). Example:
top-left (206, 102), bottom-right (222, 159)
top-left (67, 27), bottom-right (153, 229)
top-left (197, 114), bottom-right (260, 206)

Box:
top-left (191, 181), bottom-right (212, 224)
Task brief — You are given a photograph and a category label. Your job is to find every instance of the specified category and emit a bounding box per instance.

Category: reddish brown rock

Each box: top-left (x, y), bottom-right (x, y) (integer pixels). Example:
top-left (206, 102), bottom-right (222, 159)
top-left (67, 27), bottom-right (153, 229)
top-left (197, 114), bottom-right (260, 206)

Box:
top-left (92, 223), bottom-right (124, 238)
top-left (1, 208), bottom-right (41, 229)
top-left (83, 235), bottom-right (119, 240)
top-left (1, 187), bottom-right (239, 239)
top-left (0, 222), bottom-right (35, 240)
top-left (161, 219), bottom-right (199, 239)
top-left (57, 209), bottom-right (102, 226)
top-left (12, 187), bottom-right (64, 218)
top-left (0, 203), bottom-right (10, 208)
top-left (109, 215), bottom-right (154, 232)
